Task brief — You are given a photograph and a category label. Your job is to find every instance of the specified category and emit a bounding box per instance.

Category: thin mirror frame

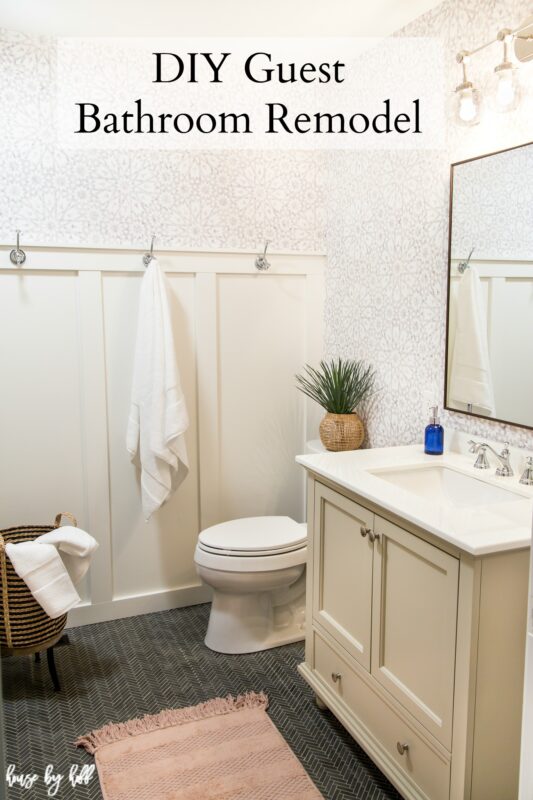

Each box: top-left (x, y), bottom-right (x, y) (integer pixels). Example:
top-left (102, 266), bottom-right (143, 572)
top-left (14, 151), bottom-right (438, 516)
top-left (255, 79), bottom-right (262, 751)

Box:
top-left (444, 139), bottom-right (533, 432)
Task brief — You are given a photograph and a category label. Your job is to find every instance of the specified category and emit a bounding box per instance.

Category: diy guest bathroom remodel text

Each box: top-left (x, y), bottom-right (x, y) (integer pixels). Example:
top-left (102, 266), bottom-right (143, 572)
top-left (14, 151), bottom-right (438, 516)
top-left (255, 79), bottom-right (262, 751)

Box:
top-left (75, 51), bottom-right (422, 137)
top-left (56, 37), bottom-right (446, 150)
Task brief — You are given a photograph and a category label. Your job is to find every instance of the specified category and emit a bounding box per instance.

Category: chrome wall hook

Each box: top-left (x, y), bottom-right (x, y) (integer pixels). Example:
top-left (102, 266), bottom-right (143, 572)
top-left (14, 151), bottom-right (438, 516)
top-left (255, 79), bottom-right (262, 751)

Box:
top-left (255, 240), bottom-right (271, 271)
top-left (10, 229), bottom-right (26, 266)
top-left (143, 234), bottom-right (156, 267)
top-left (458, 246), bottom-right (475, 274)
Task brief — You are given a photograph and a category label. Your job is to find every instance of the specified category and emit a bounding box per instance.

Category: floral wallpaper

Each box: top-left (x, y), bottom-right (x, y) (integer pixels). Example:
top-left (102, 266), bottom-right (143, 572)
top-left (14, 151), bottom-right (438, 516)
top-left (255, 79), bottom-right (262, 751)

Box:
top-left (0, 29), bottom-right (325, 253)
top-left (324, 0), bottom-right (533, 449)
top-left (1, 6), bottom-right (532, 450)
top-left (451, 142), bottom-right (533, 262)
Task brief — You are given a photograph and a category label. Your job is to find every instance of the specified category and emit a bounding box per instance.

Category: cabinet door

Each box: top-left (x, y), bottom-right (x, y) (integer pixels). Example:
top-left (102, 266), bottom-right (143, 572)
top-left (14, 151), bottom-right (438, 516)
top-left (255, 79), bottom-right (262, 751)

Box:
top-left (313, 483), bottom-right (374, 670)
top-left (371, 516), bottom-right (459, 749)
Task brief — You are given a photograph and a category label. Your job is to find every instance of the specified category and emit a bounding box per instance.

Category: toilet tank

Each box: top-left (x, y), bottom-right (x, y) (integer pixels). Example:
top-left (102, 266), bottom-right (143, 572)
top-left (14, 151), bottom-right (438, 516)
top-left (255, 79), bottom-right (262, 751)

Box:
top-left (306, 439), bottom-right (325, 455)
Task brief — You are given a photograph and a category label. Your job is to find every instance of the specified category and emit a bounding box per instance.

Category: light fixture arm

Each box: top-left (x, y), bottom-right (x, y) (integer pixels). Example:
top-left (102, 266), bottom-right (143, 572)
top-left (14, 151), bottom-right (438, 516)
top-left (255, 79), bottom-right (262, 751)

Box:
top-left (496, 28), bottom-right (513, 67)
top-left (455, 51), bottom-right (473, 88)
top-left (457, 21), bottom-right (527, 61)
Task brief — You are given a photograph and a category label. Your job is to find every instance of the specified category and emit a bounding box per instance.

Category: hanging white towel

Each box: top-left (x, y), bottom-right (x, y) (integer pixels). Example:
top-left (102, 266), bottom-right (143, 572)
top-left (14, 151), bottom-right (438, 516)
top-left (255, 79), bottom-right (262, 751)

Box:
top-left (5, 526), bottom-right (99, 619)
top-left (449, 266), bottom-right (495, 414)
top-left (126, 257), bottom-right (189, 520)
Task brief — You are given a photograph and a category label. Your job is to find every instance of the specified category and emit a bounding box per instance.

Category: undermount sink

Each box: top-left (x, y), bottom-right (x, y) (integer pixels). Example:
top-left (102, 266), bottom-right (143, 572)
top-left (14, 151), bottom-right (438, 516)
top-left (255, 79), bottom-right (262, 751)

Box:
top-left (296, 440), bottom-right (533, 554)
top-left (369, 465), bottom-right (523, 509)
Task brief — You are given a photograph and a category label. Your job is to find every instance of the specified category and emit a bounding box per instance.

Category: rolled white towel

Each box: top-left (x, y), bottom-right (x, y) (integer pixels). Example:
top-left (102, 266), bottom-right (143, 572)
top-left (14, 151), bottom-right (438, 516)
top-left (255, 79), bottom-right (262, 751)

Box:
top-left (5, 526), bottom-right (98, 619)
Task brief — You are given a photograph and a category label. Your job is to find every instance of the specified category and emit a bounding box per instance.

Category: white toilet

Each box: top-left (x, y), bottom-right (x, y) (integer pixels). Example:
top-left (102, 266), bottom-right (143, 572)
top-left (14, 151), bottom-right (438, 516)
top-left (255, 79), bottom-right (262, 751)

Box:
top-left (194, 516), bottom-right (307, 654)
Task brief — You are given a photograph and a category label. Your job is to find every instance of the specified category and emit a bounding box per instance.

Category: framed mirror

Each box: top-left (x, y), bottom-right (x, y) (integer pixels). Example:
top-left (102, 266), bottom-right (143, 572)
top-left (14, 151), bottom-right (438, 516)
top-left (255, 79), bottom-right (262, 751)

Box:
top-left (445, 141), bottom-right (533, 430)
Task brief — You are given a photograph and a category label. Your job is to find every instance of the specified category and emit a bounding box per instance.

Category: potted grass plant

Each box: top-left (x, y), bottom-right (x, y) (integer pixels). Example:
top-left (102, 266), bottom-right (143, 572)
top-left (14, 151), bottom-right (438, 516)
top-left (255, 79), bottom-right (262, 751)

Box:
top-left (296, 358), bottom-right (376, 451)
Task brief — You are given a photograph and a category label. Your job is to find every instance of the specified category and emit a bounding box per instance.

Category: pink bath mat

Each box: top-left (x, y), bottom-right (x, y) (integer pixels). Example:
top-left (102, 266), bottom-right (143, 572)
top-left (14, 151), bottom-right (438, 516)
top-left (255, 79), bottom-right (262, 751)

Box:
top-left (76, 692), bottom-right (323, 799)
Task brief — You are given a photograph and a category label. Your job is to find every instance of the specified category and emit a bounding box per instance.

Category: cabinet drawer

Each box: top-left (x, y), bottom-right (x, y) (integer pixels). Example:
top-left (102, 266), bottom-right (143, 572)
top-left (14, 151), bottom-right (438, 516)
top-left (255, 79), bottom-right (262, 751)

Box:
top-left (314, 632), bottom-right (450, 800)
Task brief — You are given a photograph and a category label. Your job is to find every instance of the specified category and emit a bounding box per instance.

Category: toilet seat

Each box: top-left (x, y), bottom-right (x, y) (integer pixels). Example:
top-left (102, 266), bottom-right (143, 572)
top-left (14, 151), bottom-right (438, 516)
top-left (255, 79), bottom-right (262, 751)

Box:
top-left (195, 516), bottom-right (307, 573)
top-left (194, 543), bottom-right (307, 573)
top-left (198, 516), bottom-right (307, 557)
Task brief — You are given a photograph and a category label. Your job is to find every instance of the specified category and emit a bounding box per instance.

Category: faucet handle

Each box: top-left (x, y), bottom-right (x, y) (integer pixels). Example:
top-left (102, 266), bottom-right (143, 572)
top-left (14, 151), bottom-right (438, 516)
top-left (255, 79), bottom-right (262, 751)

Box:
top-left (473, 444), bottom-right (490, 470)
top-left (468, 440), bottom-right (479, 453)
top-left (495, 442), bottom-right (513, 477)
top-left (520, 456), bottom-right (533, 487)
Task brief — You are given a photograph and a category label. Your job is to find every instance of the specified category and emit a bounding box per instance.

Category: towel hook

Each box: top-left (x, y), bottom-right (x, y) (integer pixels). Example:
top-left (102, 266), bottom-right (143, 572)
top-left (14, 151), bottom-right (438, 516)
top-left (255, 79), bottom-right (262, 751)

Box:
top-left (9, 229), bottom-right (26, 266)
top-left (457, 247), bottom-right (475, 274)
top-left (255, 240), bottom-right (271, 271)
top-left (143, 234), bottom-right (156, 267)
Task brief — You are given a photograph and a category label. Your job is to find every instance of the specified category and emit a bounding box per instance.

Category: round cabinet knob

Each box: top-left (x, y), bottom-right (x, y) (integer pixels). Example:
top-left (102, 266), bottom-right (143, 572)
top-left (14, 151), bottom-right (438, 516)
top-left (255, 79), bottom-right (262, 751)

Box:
top-left (360, 526), bottom-right (370, 538)
top-left (331, 672), bottom-right (342, 683)
top-left (396, 742), bottom-right (409, 756)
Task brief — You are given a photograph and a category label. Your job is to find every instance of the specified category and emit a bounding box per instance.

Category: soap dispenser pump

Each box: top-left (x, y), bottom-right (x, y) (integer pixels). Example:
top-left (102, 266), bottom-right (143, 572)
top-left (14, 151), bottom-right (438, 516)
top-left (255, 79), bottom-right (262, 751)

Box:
top-left (425, 406), bottom-right (444, 455)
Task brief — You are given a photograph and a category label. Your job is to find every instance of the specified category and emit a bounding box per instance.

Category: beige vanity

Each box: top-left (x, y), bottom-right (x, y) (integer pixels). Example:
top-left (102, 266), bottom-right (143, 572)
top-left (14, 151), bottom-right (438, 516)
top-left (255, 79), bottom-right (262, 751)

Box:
top-left (297, 440), bottom-right (533, 800)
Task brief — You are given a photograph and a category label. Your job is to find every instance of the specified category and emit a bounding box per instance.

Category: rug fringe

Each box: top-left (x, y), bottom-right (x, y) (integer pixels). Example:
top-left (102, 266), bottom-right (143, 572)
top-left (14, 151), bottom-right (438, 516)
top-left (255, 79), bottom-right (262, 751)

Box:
top-left (75, 691), bottom-right (269, 754)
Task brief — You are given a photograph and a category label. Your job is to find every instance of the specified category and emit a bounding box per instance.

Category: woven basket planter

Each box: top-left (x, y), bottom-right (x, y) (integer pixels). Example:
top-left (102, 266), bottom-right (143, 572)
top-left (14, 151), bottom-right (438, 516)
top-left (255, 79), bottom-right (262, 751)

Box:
top-left (0, 512), bottom-right (76, 656)
top-left (319, 412), bottom-right (365, 452)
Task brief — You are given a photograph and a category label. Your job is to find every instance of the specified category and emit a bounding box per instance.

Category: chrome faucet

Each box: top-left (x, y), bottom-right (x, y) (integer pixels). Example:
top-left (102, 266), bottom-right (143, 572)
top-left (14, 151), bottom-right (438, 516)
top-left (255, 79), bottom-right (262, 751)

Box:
top-left (520, 457), bottom-right (533, 486)
top-left (468, 440), bottom-right (514, 477)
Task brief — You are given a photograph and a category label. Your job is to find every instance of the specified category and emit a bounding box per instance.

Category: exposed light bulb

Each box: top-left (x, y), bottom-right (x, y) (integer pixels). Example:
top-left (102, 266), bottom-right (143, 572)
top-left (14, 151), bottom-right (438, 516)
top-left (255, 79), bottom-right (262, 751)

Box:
top-left (453, 85), bottom-right (482, 126)
top-left (452, 52), bottom-right (482, 126)
top-left (459, 92), bottom-right (477, 121)
top-left (488, 32), bottom-right (522, 113)
top-left (489, 64), bottom-right (521, 112)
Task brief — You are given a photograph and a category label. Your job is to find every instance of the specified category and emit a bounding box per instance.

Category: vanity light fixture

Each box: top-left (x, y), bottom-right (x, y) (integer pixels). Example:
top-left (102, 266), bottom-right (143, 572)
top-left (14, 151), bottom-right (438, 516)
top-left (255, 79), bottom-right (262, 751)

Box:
top-left (488, 29), bottom-right (521, 112)
top-left (453, 52), bottom-right (482, 126)
top-left (453, 17), bottom-right (532, 125)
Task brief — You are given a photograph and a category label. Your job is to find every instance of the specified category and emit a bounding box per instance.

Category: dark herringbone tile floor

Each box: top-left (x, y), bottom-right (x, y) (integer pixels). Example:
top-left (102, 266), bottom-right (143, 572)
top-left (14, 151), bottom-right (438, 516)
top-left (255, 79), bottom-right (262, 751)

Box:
top-left (3, 603), bottom-right (401, 800)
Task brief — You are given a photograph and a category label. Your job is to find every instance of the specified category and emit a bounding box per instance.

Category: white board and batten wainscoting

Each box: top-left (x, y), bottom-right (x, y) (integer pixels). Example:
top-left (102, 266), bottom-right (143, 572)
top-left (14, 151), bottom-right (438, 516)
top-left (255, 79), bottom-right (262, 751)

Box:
top-left (448, 259), bottom-right (533, 425)
top-left (0, 245), bottom-right (324, 626)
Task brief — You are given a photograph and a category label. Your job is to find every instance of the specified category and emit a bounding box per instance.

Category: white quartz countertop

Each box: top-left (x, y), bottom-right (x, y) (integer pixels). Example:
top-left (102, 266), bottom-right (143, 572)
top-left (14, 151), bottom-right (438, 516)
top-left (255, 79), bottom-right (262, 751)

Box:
top-left (296, 444), bottom-right (533, 556)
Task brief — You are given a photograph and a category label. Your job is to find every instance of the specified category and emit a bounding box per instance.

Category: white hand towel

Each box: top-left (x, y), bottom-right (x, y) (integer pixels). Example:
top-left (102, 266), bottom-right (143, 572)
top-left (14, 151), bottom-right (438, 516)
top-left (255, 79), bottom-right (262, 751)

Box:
top-left (449, 266), bottom-right (496, 414)
top-left (126, 257), bottom-right (189, 520)
top-left (5, 526), bottom-right (99, 619)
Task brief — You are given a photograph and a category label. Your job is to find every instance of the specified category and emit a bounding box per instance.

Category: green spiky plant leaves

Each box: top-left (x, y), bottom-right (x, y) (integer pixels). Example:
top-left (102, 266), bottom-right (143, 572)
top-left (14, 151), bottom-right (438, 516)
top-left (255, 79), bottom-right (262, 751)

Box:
top-left (295, 358), bottom-right (376, 414)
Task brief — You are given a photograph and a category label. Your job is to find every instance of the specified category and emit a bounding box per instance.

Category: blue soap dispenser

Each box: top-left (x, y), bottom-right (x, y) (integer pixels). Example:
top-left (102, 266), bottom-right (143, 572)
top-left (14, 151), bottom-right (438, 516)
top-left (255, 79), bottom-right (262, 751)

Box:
top-left (424, 406), bottom-right (444, 455)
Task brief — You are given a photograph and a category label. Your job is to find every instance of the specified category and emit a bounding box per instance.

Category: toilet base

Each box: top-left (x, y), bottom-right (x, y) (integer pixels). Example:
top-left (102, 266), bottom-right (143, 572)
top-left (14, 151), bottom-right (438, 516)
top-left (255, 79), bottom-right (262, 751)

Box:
top-left (204, 585), bottom-right (306, 655)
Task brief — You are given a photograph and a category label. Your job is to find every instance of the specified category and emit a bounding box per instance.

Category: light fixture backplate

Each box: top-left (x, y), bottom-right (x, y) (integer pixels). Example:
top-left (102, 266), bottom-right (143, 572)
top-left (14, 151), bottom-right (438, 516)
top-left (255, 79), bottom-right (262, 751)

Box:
top-left (515, 15), bottom-right (533, 62)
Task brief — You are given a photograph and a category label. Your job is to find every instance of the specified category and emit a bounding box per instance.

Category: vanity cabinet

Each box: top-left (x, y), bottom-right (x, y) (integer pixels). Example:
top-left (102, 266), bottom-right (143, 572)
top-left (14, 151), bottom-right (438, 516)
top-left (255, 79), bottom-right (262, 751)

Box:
top-left (300, 476), bottom-right (529, 800)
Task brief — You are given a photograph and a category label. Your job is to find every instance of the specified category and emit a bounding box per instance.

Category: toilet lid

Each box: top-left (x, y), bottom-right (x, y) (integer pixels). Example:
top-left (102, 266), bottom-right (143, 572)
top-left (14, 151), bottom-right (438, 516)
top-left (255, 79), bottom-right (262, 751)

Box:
top-left (198, 516), bottom-right (307, 556)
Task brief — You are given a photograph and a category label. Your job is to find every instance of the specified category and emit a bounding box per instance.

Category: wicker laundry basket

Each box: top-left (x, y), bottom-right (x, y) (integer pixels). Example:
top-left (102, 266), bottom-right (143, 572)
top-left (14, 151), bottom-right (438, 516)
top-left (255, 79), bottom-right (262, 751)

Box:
top-left (0, 512), bottom-right (77, 657)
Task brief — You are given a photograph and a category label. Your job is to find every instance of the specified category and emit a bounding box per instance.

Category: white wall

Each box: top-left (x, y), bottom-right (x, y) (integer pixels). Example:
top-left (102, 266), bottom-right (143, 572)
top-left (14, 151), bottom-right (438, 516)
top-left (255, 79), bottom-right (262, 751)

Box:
top-left (0, 0), bottom-right (443, 37)
top-left (0, 246), bottom-right (324, 625)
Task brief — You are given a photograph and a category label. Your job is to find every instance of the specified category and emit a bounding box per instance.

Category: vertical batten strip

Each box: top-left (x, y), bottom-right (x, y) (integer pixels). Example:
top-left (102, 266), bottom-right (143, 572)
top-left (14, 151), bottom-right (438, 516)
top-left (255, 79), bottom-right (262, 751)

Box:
top-left (303, 271), bottom-right (325, 515)
top-left (195, 272), bottom-right (221, 531)
top-left (77, 270), bottom-right (114, 604)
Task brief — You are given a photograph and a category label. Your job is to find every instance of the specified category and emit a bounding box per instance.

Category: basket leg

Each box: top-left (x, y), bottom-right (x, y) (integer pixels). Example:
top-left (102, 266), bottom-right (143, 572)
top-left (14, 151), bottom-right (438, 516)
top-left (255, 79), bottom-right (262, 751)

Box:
top-left (46, 647), bottom-right (61, 692)
top-left (34, 652), bottom-right (41, 663)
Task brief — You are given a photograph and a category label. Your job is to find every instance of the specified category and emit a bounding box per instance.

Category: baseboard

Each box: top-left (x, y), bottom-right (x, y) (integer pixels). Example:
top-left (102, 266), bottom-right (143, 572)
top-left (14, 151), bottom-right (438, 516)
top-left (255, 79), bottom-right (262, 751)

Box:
top-left (66, 583), bottom-right (212, 627)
